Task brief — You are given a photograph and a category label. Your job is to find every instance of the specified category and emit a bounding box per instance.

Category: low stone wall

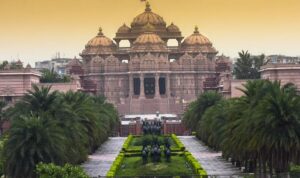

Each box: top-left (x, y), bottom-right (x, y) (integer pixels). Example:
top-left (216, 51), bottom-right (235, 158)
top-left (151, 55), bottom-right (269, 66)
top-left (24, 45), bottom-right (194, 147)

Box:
top-left (37, 82), bottom-right (80, 93)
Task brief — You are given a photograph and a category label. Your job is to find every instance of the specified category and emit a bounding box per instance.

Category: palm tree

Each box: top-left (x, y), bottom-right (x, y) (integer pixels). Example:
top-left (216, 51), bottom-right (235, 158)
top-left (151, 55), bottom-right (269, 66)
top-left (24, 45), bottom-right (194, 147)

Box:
top-left (0, 101), bottom-right (6, 134)
top-left (4, 115), bottom-right (67, 178)
top-left (234, 50), bottom-right (265, 79)
top-left (10, 85), bottom-right (58, 117)
top-left (249, 81), bottom-right (300, 175)
top-left (189, 80), bottom-right (300, 176)
top-left (198, 99), bottom-right (232, 150)
top-left (183, 91), bottom-right (222, 131)
top-left (4, 85), bottom-right (119, 177)
top-left (58, 91), bottom-right (97, 157)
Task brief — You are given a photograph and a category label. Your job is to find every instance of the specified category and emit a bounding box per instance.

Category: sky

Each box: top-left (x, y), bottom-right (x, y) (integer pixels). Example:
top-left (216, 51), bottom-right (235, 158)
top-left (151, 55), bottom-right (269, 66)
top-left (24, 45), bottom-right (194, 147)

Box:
top-left (0, 0), bottom-right (300, 65)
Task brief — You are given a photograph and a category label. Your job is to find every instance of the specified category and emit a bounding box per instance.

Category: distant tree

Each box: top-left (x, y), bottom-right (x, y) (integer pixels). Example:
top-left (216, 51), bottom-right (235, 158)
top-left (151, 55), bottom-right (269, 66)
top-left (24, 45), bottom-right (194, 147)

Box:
top-left (0, 61), bottom-right (8, 70)
top-left (0, 60), bottom-right (23, 70)
top-left (233, 50), bottom-right (265, 79)
top-left (40, 68), bottom-right (71, 83)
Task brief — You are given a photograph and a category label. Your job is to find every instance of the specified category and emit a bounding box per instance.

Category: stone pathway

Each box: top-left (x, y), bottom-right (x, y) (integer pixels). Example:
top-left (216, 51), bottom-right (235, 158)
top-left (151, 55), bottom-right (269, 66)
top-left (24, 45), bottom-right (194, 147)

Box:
top-left (179, 136), bottom-right (241, 177)
top-left (81, 137), bottom-right (126, 178)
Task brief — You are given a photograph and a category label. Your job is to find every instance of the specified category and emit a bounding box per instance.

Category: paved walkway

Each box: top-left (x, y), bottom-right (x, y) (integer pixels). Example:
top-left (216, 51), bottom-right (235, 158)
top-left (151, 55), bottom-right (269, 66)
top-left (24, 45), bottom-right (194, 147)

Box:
top-left (81, 137), bottom-right (126, 178)
top-left (179, 136), bottom-right (241, 176)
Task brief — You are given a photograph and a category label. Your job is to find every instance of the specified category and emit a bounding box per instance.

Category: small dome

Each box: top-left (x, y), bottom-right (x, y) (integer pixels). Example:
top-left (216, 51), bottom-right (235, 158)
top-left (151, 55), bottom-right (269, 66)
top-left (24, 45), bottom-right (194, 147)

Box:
top-left (131, 2), bottom-right (166, 27)
top-left (117, 23), bottom-right (131, 33)
top-left (82, 27), bottom-right (117, 55)
top-left (86, 27), bottom-right (116, 47)
top-left (131, 32), bottom-right (167, 52)
top-left (182, 26), bottom-right (211, 46)
top-left (26, 64), bottom-right (32, 69)
top-left (67, 57), bottom-right (82, 67)
top-left (167, 23), bottom-right (180, 33)
top-left (181, 26), bottom-right (217, 54)
top-left (134, 32), bottom-right (165, 44)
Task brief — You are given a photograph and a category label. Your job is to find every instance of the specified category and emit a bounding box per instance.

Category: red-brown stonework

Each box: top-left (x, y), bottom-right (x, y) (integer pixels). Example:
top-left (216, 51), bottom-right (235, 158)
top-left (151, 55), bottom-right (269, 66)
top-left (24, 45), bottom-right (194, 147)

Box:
top-left (66, 3), bottom-right (232, 116)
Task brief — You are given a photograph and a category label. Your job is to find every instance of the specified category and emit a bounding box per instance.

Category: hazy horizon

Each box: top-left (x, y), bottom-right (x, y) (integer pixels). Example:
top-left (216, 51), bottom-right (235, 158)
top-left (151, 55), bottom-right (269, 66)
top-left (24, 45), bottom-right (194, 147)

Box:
top-left (1, 0), bottom-right (300, 65)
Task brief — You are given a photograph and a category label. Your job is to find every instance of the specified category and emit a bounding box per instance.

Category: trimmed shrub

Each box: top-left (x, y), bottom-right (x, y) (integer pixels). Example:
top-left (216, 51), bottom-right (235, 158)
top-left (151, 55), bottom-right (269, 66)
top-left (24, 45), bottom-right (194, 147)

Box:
top-left (106, 153), bottom-right (125, 177)
top-left (122, 135), bottom-right (133, 151)
top-left (184, 151), bottom-right (207, 176)
top-left (171, 134), bottom-right (185, 151)
top-left (36, 163), bottom-right (89, 178)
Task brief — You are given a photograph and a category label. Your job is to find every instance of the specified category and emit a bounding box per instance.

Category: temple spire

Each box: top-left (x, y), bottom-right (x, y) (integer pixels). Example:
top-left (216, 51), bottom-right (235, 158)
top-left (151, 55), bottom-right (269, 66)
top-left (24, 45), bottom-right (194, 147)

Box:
top-left (145, 1), bottom-right (151, 12)
top-left (194, 25), bottom-right (199, 34)
top-left (97, 27), bottom-right (103, 36)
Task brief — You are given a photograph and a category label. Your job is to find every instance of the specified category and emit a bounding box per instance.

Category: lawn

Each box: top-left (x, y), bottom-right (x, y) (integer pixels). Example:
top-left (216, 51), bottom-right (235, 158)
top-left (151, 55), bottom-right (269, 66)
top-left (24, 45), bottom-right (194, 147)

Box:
top-left (116, 155), bottom-right (194, 176)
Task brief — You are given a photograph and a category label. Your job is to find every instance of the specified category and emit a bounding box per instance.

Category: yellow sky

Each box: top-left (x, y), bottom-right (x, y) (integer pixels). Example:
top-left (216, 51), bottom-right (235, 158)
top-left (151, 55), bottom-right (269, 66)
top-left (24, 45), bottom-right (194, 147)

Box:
top-left (0, 0), bottom-right (300, 64)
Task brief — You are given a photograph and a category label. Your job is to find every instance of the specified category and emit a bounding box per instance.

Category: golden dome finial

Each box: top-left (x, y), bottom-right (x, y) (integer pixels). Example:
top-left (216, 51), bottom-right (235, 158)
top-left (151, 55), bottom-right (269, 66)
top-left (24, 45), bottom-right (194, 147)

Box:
top-left (194, 25), bottom-right (199, 34)
top-left (98, 27), bottom-right (103, 36)
top-left (145, 1), bottom-right (151, 11)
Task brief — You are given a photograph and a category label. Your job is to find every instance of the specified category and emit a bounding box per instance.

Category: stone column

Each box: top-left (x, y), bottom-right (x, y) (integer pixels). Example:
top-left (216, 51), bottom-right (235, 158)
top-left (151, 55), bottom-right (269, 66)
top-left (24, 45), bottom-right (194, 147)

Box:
top-left (140, 74), bottom-right (145, 98)
top-left (155, 73), bottom-right (160, 98)
top-left (166, 74), bottom-right (171, 97)
top-left (115, 40), bottom-right (120, 48)
top-left (177, 38), bottom-right (182, 47)
top-left (129, 74), bottom-right (133, 97)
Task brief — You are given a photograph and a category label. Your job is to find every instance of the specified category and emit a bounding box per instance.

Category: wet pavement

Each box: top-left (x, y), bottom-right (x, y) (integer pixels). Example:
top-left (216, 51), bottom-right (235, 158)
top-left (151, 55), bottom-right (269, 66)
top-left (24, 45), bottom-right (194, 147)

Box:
top-left (81, 137), bottom-right (126, 177)
top-left (179, 136), bottom-right (241, 176)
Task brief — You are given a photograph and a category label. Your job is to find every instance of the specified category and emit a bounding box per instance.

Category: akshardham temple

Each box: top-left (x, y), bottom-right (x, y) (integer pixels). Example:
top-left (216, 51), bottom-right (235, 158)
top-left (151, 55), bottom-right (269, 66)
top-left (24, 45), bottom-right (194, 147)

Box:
top-left (66, 2), bottom-right (232, 116)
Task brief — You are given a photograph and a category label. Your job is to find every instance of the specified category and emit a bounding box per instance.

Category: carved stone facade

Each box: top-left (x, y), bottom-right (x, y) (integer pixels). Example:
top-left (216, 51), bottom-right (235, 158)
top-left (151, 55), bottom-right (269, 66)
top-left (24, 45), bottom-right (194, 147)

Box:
top-left (67, 2), bottom-right (232, 115)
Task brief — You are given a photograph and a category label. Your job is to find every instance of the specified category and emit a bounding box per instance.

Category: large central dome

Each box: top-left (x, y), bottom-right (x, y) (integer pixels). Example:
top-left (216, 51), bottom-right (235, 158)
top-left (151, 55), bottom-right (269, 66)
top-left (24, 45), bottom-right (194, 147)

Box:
top-left (114, 2), bottom-right (183, 43)
top-left (130, 2), bottom-right (166, 32)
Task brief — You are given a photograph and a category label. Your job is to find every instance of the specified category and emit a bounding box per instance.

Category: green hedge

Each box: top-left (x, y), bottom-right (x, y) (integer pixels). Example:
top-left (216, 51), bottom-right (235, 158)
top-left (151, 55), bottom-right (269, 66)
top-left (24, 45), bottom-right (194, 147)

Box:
top-left (106, 153), bottom-right (125, 177)
top-left (171, 134), bottom-right (207, 176)
top-left (107, 136), bottom-right (132, 177)
top-left (184, 152), bottom-right (207, 176)
top-left (171, 134), bottom-right (185, 151)
top-left (125, 146), bottom-right (142, 153)
top-left (122, 135), bottom-right (133, 152)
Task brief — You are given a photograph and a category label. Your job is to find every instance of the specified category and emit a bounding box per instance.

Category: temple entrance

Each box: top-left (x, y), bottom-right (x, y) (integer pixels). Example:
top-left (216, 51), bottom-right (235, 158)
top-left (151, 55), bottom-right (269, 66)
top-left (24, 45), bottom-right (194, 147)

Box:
top-left (144, 77), bottom-right (155, 97)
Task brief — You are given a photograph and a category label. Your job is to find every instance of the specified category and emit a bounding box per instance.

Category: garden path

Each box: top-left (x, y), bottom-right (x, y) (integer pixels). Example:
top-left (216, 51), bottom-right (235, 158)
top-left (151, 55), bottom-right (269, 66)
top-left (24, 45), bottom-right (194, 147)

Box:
top-left (81, 137), bottom-right (126, 178)
top-left (179, 136), bottom-right (241, 176)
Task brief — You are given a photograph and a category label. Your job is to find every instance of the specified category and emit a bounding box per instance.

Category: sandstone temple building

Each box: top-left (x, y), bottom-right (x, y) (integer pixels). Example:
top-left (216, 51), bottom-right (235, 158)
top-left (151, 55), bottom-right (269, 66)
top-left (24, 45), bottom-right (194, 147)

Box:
top-left (66, 2), bottom-right (232, 116)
